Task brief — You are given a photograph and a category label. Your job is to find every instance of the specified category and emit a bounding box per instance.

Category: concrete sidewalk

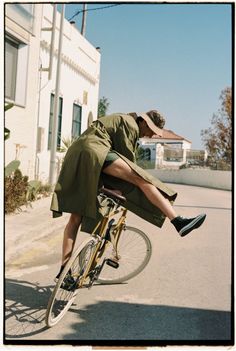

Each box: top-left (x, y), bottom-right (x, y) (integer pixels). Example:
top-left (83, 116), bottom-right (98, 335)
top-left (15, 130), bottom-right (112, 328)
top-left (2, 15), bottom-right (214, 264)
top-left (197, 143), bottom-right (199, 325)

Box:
top-left (5, 197), bottom-right (69, 272)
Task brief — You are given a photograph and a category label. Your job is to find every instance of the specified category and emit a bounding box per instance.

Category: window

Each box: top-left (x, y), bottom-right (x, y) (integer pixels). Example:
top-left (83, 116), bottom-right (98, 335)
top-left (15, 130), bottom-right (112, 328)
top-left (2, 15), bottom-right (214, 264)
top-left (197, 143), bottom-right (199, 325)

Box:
top-left (72, 104), bottom-right (82, 138)
top-left (4, 35), bottom-right (28, 105)
top-left (5, 38), bottom-right (18, 100)
top-left (5, 4), bottom-right (34, 34)
top-left (144, 148), bottom-right (151, 161)
top-left (48, 94), bottom-right (63, 150)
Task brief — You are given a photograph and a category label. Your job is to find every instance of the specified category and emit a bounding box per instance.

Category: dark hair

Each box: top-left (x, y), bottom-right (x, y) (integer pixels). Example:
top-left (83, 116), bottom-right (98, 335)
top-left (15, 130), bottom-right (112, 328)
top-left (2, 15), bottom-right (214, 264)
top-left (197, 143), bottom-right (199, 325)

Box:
top-left (146, 110), bottom-right (165, 129)
top-left (127, 112), bottom-right (137, 118)
top-left (136, 116), bottom-right (144, 125)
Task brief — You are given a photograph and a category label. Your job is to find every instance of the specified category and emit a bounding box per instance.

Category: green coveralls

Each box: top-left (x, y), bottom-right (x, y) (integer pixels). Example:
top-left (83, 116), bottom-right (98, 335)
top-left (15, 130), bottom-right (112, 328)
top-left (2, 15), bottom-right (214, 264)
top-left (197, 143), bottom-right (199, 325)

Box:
top-left (50, 114), bottom-right (177, 232)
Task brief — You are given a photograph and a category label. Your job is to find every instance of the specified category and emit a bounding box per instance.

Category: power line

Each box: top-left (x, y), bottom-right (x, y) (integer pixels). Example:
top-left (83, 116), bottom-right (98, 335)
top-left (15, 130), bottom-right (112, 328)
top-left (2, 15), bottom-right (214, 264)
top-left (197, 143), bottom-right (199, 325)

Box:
top-left (68, 3), bottom-right (122, 22)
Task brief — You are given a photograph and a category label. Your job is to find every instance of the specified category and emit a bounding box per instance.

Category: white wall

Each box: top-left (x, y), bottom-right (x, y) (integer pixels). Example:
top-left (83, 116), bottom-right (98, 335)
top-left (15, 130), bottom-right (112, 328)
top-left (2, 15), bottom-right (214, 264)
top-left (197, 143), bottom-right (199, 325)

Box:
top-left (5, 5), bottom-right (43, 179)
top-left (148, 169), bottom-right (232, 191)
top-left (36, 4), bottom-right (101, 182)
top-left (5, 4), bottom-right (101, 183)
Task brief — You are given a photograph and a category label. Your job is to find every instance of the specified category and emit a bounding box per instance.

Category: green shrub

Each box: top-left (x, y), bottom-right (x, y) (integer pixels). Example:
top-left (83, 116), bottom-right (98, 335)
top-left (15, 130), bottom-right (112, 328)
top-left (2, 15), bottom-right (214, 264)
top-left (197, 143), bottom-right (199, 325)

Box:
top-left (5, 160), bottom-right (20, 177)
top-left (5, 160), bottom-right (52, 213)
top-left (27, 180), bottom-right (52, 201)
top-left (38, 183), bottom-right (52, 196)
top-left (27, 180), bottom-right (42, 201)
top-left (136, 159), bottom-right (155, 169)
top-left (5, 169), bottom-right (29, 213)
top-left (206, 157), bottom-right (231, 171)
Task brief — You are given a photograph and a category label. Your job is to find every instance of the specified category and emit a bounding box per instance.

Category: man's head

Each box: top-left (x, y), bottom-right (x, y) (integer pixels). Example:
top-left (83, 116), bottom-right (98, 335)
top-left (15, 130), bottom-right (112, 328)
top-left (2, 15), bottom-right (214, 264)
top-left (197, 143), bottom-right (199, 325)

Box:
top-left (128, 110), bottom-right (165, 138)
top-left (146, 110), bottom-right (165, 129)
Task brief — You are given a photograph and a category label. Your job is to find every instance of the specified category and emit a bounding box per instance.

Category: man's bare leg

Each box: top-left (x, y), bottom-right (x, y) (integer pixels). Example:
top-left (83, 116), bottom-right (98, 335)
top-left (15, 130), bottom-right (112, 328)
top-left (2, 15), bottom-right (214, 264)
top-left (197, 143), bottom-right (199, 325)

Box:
top-left (62, 213), bottom-right (82, 266)
top-left (102, 158), bottom-right (206, 236)
top-left (103, 158), bottom-right (177, 220)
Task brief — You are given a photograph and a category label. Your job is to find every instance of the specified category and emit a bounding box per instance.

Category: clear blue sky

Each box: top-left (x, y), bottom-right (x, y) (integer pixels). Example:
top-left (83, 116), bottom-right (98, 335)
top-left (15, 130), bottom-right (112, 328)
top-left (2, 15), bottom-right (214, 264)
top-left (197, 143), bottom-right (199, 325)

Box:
top-left (64, 3), bottom-right (232, 149)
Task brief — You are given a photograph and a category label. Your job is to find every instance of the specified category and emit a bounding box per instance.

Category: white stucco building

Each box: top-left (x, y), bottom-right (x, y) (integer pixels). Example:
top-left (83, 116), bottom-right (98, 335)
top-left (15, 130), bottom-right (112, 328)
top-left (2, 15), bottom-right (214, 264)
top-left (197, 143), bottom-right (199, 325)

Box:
top-left (5, 4), bottom-right (101, 182)
top-left (139, 129), bottom-right (208, 168)
top-left (139, 129), bottom-right (192, 168)
top-left (5, 4), bottom-right (42, 178)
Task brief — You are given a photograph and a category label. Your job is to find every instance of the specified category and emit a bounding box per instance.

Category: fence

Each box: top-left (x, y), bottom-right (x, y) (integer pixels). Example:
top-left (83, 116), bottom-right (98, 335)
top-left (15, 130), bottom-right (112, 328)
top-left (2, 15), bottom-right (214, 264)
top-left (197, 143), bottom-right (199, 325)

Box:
top-left (163, 148), bottom-right (184, 162)
top-left (138, 144), bottom-right (231, 171)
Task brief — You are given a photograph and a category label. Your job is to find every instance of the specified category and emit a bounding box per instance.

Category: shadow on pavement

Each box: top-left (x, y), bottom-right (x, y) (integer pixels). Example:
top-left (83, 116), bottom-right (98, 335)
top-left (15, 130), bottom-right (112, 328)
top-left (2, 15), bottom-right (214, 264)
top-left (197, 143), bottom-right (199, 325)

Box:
top-left (5, 278), bottom-right (53, 339)
top-left (175, 204), bottom-right (231, 211)
top-left (64, 300), bottom-right (233, 345)
top-left (4, 279), bottom-right (233, 345)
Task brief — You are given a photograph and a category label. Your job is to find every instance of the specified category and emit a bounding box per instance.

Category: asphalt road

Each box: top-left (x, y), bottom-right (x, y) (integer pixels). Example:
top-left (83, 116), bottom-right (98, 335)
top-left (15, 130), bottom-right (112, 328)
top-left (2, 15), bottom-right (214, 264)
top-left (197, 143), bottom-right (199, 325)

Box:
top-left (4, 184), bottom-right (232, 346)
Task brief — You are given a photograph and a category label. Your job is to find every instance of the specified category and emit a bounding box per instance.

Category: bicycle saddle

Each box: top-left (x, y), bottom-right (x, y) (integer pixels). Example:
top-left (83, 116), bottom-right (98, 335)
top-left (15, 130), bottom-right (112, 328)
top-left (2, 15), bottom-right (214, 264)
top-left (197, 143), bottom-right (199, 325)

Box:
top-left (99, 187), bottom-right (126, 203)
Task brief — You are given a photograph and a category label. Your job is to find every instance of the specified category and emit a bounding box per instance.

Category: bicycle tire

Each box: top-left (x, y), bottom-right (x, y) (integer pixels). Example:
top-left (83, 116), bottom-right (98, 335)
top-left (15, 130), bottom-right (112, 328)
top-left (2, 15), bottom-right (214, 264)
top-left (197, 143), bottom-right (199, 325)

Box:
top-left (97, 226), bottom-right (152, 284)
top-left (45, 237), bottom-right (96, 327)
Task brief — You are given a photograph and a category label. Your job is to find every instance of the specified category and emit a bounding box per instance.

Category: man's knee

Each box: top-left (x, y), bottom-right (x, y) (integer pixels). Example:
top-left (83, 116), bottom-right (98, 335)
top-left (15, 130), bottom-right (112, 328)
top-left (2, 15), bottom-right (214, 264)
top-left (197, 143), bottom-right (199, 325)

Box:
top-left (131, 172), bottom-right (147, 188)
top-left (102, 158), bottom-right (146, 188)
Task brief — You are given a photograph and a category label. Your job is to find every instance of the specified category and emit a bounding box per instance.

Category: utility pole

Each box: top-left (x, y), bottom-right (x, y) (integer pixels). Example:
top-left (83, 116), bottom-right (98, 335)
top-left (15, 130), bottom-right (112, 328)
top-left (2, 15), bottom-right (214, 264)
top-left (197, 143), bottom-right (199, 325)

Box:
top-left (81, 4), bottom-right (87, 36)
top-left (49, 4), bottom-right (65, 185)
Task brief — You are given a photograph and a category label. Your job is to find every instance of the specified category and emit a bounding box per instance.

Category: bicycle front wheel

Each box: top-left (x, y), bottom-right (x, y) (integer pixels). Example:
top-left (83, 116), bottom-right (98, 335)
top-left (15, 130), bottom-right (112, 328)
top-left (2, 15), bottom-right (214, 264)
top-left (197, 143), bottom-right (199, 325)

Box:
top-left (45, 237), bottom-right (96, 327)
top-left (97, 226), bottom-right (152, 284)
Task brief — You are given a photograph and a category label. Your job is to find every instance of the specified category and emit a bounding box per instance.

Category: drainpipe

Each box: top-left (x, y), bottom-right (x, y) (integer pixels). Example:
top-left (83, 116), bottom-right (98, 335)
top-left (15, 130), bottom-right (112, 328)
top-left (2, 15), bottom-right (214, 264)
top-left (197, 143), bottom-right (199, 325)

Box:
top-left (34, 5), bottom-right (44, 180)
top-left (34, 59), bottom-right (42, 180)
top-left (81, 4), bottom-right (87, 36)
top-left (48, 4), bottom-right (65, 185)
top-left (48, 4), bottom-right (57, 80)
top-left (41, 4), bottom-right (57, 80)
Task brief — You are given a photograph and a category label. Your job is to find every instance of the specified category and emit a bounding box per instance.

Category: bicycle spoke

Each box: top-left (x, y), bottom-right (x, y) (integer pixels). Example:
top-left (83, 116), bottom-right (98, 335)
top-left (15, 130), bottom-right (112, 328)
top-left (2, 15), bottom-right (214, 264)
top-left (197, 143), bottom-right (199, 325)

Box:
top-left (98, 227), bottom-right (152, 284)
top-left (45, 238), bottom-right (96, 327)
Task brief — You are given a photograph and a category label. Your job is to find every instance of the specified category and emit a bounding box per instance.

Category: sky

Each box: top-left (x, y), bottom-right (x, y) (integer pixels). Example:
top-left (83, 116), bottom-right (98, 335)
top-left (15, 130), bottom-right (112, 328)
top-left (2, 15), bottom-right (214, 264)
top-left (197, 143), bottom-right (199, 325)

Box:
top-left (64, 2), bottom-right (232, 149)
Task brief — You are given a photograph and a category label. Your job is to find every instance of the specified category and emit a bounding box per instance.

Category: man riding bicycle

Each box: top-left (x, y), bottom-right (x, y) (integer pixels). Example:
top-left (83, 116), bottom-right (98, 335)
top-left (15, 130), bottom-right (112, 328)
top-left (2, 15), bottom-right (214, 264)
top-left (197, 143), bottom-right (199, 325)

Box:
top-left (50, 110), bottom-right (206, 279)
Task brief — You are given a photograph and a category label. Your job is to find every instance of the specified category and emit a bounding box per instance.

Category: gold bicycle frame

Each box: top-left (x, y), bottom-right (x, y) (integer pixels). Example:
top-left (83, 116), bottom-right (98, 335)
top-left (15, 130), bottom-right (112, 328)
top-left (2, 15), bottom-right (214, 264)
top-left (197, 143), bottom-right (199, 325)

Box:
top-left (77, 202), bottom-right (128, 287)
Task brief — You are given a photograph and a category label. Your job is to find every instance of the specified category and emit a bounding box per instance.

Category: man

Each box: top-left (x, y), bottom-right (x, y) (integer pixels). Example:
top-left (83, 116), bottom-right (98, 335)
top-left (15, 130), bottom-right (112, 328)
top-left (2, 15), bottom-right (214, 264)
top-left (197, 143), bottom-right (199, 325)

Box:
top-left (51, 110), bottom-right (206, 278)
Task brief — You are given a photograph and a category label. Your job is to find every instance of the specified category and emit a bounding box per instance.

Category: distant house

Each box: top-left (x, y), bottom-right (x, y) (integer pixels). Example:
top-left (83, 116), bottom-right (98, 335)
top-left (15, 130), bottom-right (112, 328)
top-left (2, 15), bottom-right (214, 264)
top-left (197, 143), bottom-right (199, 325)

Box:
top-left (152, 129), bottom-right (192, 148)
top-left (139, 129), bottom-right (192, 168)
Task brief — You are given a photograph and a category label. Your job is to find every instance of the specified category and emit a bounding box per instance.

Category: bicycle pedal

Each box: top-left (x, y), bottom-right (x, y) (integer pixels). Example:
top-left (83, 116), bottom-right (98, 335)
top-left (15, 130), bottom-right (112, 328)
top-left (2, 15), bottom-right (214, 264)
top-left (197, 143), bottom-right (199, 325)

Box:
top-left (106, 259), bottom-right (119, 269)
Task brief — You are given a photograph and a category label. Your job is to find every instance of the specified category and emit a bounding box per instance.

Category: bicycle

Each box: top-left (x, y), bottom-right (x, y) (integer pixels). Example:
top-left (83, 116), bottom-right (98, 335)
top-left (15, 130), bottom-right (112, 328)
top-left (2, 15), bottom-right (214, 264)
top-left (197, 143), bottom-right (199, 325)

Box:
top-left (45, 187), bottom-right (152, 327)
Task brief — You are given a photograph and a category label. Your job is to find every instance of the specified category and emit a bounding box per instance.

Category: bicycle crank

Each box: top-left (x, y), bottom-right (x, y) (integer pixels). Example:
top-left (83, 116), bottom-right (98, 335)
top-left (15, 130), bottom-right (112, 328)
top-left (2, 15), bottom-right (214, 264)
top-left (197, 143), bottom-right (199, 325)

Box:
top-left (87, 258), bottom-right (120, 288)
top-left (106, 258), bottom-right (119, 269)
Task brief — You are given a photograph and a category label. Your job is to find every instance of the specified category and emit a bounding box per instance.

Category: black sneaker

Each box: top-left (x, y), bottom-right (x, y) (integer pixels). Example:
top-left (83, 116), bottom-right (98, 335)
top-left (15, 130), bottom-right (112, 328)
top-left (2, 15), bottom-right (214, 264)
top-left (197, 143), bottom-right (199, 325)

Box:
top-left (54, 267), bottom-right (75, 290)
top-left (54, 265), bottom-right (65, 283)
top-left (60, 272), bottom-right (76, 291)
top-left (171, 214), bottom-right (206, 237)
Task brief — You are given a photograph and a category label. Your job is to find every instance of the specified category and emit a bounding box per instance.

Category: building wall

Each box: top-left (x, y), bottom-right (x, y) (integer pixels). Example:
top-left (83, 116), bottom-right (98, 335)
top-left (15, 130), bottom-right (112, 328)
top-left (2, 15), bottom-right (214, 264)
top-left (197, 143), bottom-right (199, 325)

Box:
top-left (36, 4), bottom-right (101, 182)
top-left (5, 4), bottom-right (43, 178)
top-left (5, 4), bottom-right (101, 183)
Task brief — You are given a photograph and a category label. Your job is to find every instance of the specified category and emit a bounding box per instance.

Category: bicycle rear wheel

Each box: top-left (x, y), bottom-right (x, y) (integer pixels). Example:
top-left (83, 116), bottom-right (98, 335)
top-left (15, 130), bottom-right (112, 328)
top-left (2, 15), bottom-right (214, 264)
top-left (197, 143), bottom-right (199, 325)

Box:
top-left (45, 237), bottom-right (96, 327)
top-left (97, 226), bottom-right (152, 284)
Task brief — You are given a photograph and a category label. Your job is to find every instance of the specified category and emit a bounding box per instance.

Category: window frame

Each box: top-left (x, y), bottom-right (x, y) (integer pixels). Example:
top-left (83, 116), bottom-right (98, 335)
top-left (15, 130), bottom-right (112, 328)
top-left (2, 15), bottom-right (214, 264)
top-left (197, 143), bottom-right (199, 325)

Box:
top-left (5, 3), bottom-right (35, 35)
top-left (5, 37), bottom-right (19, 101)
top-left (71, 103), bottom-right (82, 139)
top-left (4, 34), bottom-right (29, 107)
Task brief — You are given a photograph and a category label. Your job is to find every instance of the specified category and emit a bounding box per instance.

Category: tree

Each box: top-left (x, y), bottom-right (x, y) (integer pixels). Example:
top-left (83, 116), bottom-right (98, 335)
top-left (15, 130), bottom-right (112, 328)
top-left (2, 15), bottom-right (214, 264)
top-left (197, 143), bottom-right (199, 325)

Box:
top-left (201, 87), bottom-right (232, 165)
top-left (98, 96), bottom-right (110, 118)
